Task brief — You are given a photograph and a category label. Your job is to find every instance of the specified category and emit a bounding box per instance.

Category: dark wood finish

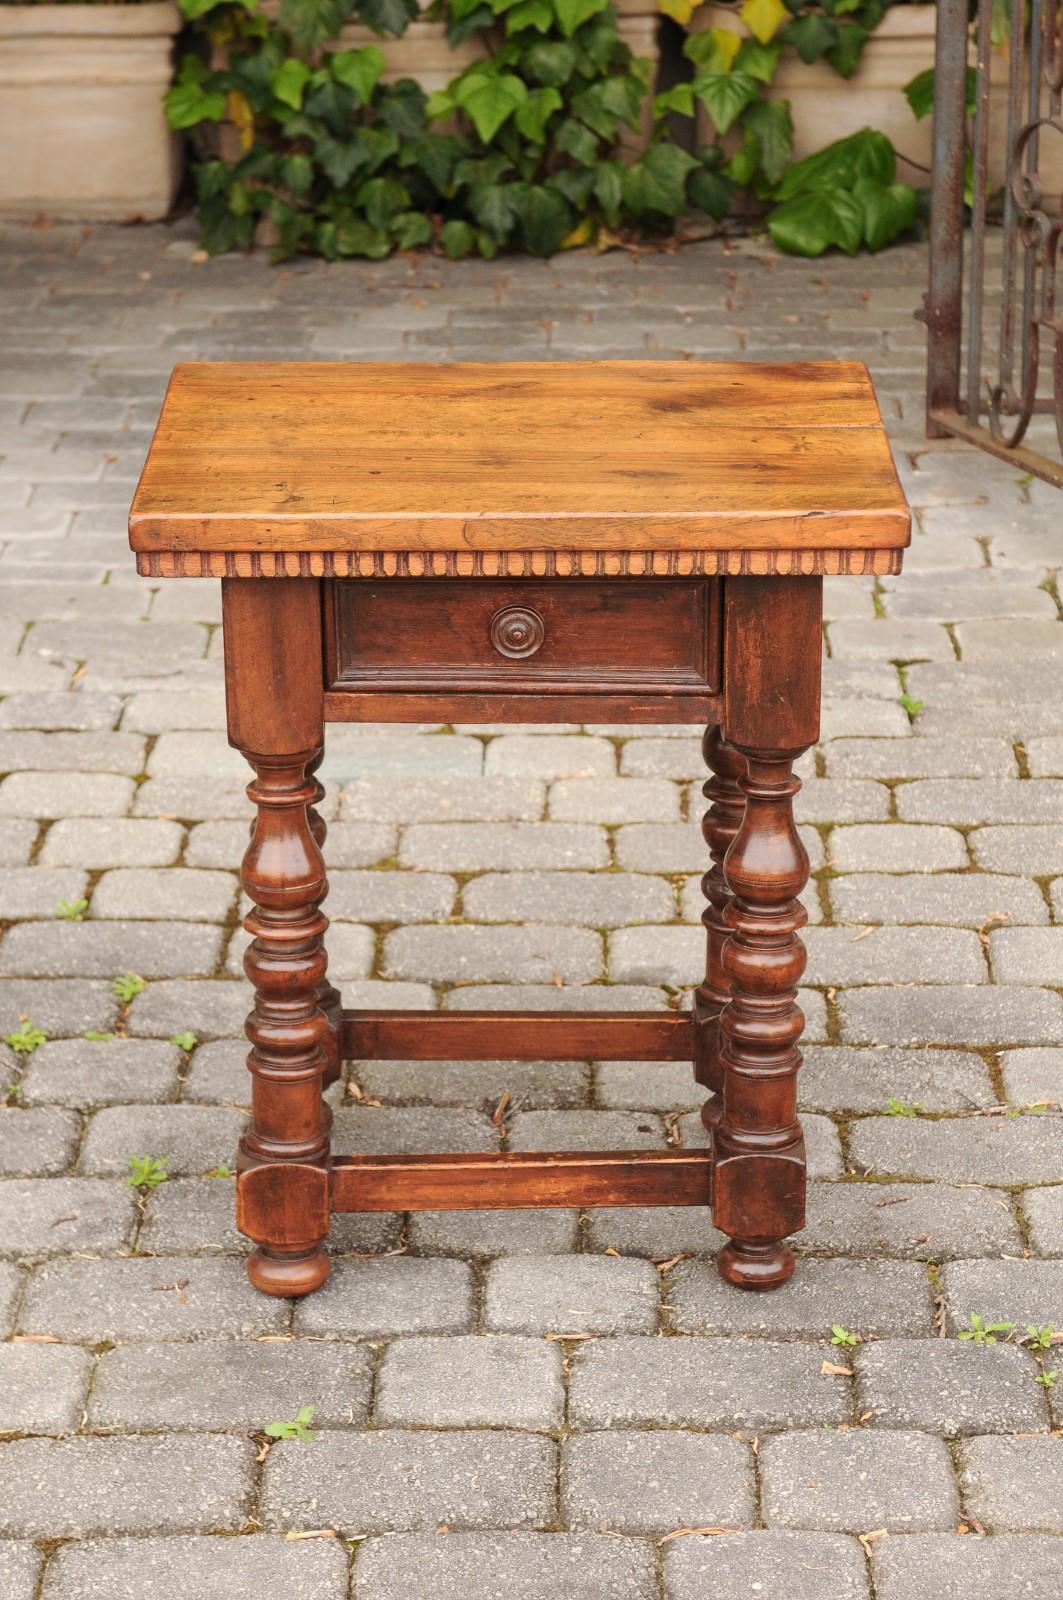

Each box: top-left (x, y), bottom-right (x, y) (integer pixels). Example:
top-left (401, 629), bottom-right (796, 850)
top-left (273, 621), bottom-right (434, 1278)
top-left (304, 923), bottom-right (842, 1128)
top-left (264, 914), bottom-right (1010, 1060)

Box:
top-left (326, 577), bottom-right (721, 699)
top-left (332, 1149), bottom-right (713, 1211)
top-left (130, 359), bottom-right (908, 1300)
top-left (224, 578), bottom-right (333, 1298)
top-left (129, 361), bottom-right (910, 563)
top-left (713, 576), bottom-right (822, 1290)
top-left (693, 726), bottom-right (747, 1129)
top-left (342, 1009), bottom-right (693, 1062)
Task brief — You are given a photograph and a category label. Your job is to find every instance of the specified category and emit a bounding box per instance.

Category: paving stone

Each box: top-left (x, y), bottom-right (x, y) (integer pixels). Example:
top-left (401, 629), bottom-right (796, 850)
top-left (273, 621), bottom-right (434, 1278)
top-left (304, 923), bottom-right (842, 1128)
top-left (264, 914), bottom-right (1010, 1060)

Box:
top-left (0, 1542), bottom-right (39, 1600)
top-left (0, 1341), bottom-right (93, 1433)
top-left (293, 1257), bottom-right (474, 1338)
top-left (133, 777), bottom-right (258, 821)
top-left (562, 1430), bottom-right (754, 1534)
top-left (821, 696), bottom-right (912, 738)
top-left (1024, 1186), bottom-right (1063, 1256)
top-left (0, 1107), bottom-right (79, 1176)
top-left (127, 980), bottom-right (247, 1039)
top-left (872, 1533), bottom-right (1063, 1600)
top-left (855, 1337), bottom-right (1045, 1434)
top-left (829, 872), bottom-right (1048, 927)
top-left (826, 737), bottom-right (1017, 779)
top-left (0, 818), bottom-right (36, 866)
top-left (17, 1256), bottom-right (289, 1340)
top-left (145, 730), bottom-right (249, 779)
top-left (21, 1038), bottom-right (181, 1107)
top-left (376, 1335), bottom-right (564, 1428)
top-left (444, 982), bottom-right (678, 1015)
top-left (828, 824), bottom-right (969, 872)
top-left (829, 619), bottom-right (954, 660)
top-left (324, 732), bottom-right (485, 780)
top-left (38, 817), bottom-right (183, 868)
top-left (0, 1176), bottom-right (136, 1260)
top-left (664, 1531), bottom-right (869, 1600)
top-left (383, 923), bottom-right (603, 984)
top-left (569, 1335), bottom-right (851, 1429)
top-left (407, 1207), bottom-right (580, 1257)
top-left (0, 1260), bottom-right (22, 1333)
top-left (0, 866), bottom-right (90, 919)
top-left (851, 1113), bottom-right (1063, 1184)
top-left (803, 926), bottom-right (985, 986)
top-left (585, 1205), bottom-right (725, 1258)
top-left (761, 1429), bottom-right (959, 1531)
top-left (594, 1059), bottom-right (700, 1110)
top-left (971, 825), bottom-right (1063, 874)
top-left (0, 730), bottom-right (145, 775)
top-left (0, 691), bottom-right (122, 731)
top-left (325, 869), bottom-right (455, 923)
top-left (90, 1339), bottom-right (374, 1430)
top-left (484, 734), bottom-right (615, 778)
top-left (37, 1535), bottom-right (345, 1597)
top-left (340, 777), bottom-right (543, 823)
top-left (609, 925), bottom-right (710, 985)
top-left (680, 1110), bottom-right (843, 1178)
top-left (959, 1436), bottom-right (1063, 1532)
top-left (549, 778), bottom-right (680, 823)
top-left (795, 778), bottom-right (891, 824)
top-left (462, 870), bottom-right (676, 927)
top-left (400, 823), bottom-right (608, 871)
top-left (957, 619), bottom-right (1063, 658)
top-left (484, 1255), bottom-right (659, 1334)
top-left (0, 1435), bottom-right (252, 1537)
top-left (354, 1532), bottom-right (657, 1600)
top-left (840, 986), bottom-right (1063, 1047)
top-left (334, 1105), bottom-right (496, 1155)
top-left (669, 1258), bottom-right (933, 1337)
top-left (79, 1104), bottom-right (244, 1177)
top-left (0, 770), bottom-right (134, 818)
top-left (882, 569), bottom-right (1056, 620)
top-left (356, 1057), bottom-right (589, 1109)
top-left (798, 1046), bottom-right (994, 1113)
top-left (509, 1108), bottom-right (666, 1150)
top-left (991, 927), bottom-right (1063, 984)
top-left (1, 919), bottom-right (223, 978)
top-left (121, 688), bottom-right (227, 732)
top-left (899, 780), bottom-right (1063, 825)
top-left (92, 867), bottom-right (237, 922)
top-left (800, 1180), bottom-right (1023, 1260)
top-left (620, 737), bottom-right (705, 778)
top-left (1027, 737), bottom-right (1063, 777)
top-left (940, 1260), bottom-right (1063, 1333)
top-left (182, 1039), bottom-right (249, 1104)
top-left (27, 619), bottom-right (208, 675)
top-left (261, 1429), bottom-right (556, 1534)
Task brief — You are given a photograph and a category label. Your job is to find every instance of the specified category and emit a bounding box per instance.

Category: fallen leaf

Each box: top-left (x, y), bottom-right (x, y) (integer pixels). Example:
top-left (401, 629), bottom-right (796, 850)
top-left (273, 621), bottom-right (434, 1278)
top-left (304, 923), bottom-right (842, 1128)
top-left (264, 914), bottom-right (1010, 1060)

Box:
top-left (654, 1253), bottom-right (691, 1273)
top-left (850, 925), bottom-right (874, 942)
top-left (286, 1529), bottom-right (337, 1541)
top-left (491, 1092), bottom-right (511, 1127)
top-left (858, 1529), bottom-right (887, 1559)
top-left (12, 1334), bottom-right (60, 1343)
top-left (821, 1360), bottom-right (853, 1376)
top-left (658, 1527), bottom-right (739, 1544)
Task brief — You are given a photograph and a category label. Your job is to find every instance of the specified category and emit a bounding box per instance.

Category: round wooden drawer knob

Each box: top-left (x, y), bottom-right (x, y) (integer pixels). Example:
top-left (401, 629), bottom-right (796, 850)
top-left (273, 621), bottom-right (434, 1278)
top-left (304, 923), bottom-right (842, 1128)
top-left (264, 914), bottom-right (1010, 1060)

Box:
top-left (489, 605), bottom-right (545, 659)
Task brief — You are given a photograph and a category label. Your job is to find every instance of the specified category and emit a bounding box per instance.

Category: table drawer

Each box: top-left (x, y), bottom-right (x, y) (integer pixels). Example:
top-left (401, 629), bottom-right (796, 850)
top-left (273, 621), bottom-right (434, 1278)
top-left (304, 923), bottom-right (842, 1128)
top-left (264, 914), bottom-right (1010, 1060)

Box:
top-left (325, 578), bottom-right (721, 699)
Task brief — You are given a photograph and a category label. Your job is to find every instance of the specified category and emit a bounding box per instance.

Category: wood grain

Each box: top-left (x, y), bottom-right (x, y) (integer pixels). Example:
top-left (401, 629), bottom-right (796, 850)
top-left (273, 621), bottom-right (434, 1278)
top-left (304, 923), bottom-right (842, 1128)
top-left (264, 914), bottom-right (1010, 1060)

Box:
top-left (341, 1008), bottom-right (694, 1062)
top-left (129, 360), bottom-right (910, 557)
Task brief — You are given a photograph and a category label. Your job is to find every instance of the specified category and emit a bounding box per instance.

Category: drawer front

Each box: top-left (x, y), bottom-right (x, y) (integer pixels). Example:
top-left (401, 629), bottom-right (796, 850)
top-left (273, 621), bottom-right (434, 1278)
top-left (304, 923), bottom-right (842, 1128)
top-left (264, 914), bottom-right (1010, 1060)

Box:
top-left (326, 578), bottom-right (721, 697)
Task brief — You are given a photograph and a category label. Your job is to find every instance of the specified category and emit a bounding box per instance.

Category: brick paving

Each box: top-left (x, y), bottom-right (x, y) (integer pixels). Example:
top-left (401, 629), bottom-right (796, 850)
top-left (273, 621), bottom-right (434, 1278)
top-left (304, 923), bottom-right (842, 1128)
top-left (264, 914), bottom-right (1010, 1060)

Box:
top-left (0, 218), bottom-right (1061, 1597)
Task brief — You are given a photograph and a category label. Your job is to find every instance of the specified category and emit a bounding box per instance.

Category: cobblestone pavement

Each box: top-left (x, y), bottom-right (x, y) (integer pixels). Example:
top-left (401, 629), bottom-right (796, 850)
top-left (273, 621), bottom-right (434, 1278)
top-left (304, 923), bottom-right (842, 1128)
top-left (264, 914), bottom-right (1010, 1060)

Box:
top-left (0, 218), bottom-right (1061, 1599)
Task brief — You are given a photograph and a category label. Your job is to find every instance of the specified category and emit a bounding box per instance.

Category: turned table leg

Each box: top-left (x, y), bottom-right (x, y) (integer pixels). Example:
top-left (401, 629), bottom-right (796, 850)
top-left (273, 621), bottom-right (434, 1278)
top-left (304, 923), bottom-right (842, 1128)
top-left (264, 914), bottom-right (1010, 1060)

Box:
top-left (713, 576), bottom-right (822, 1289)
top-left (223, 579), bottom-right (333, 1297)
top-left (307, 746), bottom-right (343, 1090)
top-left (693, 725), bottom-right (746, 1130)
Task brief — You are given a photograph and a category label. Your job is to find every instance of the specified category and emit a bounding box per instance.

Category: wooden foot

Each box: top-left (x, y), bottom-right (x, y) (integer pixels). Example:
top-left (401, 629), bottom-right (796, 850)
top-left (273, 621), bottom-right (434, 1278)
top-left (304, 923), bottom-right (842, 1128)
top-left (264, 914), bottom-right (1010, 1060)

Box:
top-left (717, 1239), bottom-right (795, 1291)
top-left (247, 1245), bottom-right (331, 1298)
top-left (693, 724), bottom-right (746, 1131)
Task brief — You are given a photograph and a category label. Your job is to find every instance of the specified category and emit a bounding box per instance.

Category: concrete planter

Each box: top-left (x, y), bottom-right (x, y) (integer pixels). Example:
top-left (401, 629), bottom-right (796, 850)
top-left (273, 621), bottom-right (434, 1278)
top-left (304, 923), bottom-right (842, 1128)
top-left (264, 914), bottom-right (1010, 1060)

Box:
top-left (690, 3), bottom-right (936, 181)
top-left (0, 2), bottom-right (182, 222)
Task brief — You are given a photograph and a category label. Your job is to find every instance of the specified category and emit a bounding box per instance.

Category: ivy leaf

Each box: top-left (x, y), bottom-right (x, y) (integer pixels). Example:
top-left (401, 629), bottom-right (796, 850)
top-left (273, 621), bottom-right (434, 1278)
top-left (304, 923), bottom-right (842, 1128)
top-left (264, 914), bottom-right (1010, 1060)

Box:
top-left (304, 76), bottom-right (358, 135)
top-left (399, 134), bottom-right (466, 194)
top-left (468, 180), bottom-right (520, 236)
top-left (691, 71), bottom-right (759, 136)
top-left (165, 56), bottom-right (226, 130)
top-left (739, 0), bottom-right (786, 43)
top-left (688, 165), bottom-right (735, 220)
top-left (330, 45), bottom-right (386, 103)
top-left (549, 165), bottom-right (596, 206)
top-left (314, 134), bottom-right (371, 187)
top-left (358, 0), bottom-right (419, 33)
top-left (279, 152), bottom-right (314, 196)
top-left (683, 26), bottom-right (742, 73)
top-left (781, 13), bottom-right (839, 62)
top-left (775, 126), bottom-right (894, 199)
top-left (654, 84), bottom-right (695, 118)
top-left (555, 117), bottom-right (601, 163)
top-left (515, 85), bottom-right (563, 141)
top-left (356, 174), bottom-right (411, 228)
top-left (722, 126), bottom-right (760, 185)
top-left (593, 159), bottom-right (624, 221)
top-left (511, 182), bottom-right (573, 255)
top-left (440, 218), bottom-right (477, 257)
top-left (826, 20), bottom-right (869, 78)
top-left (852, 174), bottom-right (917, 250)
top-left (279, 0), bottom-right (352, 50)
top-left (743, 95), bottom-right (793, 184)
top-left (658, 0), bottom-right (698, 24)
top-left (271, 58), bottom-right (311, 110)
top-left (333, 217), bottom-right (391, 257)
top-left (622, 142), bottom-right (699, 216)
top-left (379, 78), bottom-right (429, 136)
top-left (505, 0), bottom-right (553, 31)
top-left (523, 40), bottom-right (578, 86)
top-left (767, 187), bottom-right (863, 256)
top-left (448, 1), bottom-right (493, 42)
top-left (554, 0), bottom-right (607, 38)
top-left (903, 66), bottom-right (934, 121)
top-left (454, 70), bottom-right (528, 142)
top-left (391, 210), bottom-right (433, 248)
top-left (734, 37), bottom-right (781, 83)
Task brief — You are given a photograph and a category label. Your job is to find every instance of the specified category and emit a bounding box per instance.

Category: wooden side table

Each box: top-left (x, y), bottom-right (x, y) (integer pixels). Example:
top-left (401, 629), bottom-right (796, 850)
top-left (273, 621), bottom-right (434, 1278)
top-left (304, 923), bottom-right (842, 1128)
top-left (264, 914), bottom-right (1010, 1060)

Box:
top-left (129, 360), bottom-right (909, 1298)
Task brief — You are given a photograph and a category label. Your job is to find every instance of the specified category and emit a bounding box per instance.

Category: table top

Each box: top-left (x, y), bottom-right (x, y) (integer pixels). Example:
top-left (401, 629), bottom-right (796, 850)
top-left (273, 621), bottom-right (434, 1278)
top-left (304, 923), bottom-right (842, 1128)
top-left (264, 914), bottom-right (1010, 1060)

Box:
top-left (129, 360), bottom-right (909, 579)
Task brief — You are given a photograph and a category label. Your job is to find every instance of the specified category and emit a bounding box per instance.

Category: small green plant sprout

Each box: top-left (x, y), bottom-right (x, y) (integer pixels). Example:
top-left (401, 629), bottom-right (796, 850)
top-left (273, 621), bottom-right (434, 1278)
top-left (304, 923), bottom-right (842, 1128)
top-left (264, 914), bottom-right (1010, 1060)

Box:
top-left (205, 1165), bottom-right (232, 1179)
top-left (4, 1078), bottom-right (22, 1102)
top-left (4, 1020), bottom-right (46, 1056)
top-left (1035, 1369), bottom-right (1058, 1389)
top-left (84, 1030), bottom-right (116, 1042)
top-left (112, 972), bottom-right (147, 1003)
top-left (1025, 1325), bottom-right (1057, 1351)
top-left (886, 1097), bottom-right (923, 1118)
top-left (830, 1325), bottom-right (860, 1348)
top-left (958, 1312), bottom-right (1014, 1346)
top-left (898, 692), bottom-right (924, 719)
top-left (127, 1155), bottom-right (168, 1190)
top-left (264, 1404), bottom-right (317, 1443)
top-left (55, 896), bottom-right (88, 921)
top-left (170, 1031), bottom-right (198, 1051)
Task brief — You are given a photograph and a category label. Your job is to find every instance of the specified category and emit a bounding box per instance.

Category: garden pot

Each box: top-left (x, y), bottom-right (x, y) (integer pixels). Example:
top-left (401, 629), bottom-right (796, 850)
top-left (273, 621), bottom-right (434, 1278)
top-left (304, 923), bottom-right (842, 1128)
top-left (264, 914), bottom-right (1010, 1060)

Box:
top-left (0, 1), bottom-right (182, 221)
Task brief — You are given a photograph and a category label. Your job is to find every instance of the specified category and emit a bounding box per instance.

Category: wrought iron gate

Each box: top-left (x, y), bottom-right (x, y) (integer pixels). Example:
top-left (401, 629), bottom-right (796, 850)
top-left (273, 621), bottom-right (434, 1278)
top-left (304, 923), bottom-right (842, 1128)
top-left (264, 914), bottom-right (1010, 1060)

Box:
top-left (926, 0), bottom-right (1063, 486)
